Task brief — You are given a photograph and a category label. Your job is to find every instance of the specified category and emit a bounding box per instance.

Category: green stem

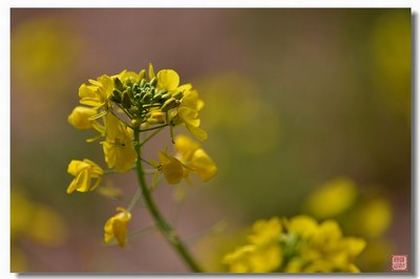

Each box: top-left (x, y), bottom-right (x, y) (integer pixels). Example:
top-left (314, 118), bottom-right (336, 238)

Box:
top-left (139, 123), bottom-right (168, 132)
top-left (133, 128), bottom-right (202, 272)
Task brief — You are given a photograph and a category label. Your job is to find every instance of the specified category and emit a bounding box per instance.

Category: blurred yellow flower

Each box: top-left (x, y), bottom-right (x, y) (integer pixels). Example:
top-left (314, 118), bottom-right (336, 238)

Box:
top-left (199, 74), bottom-right (281, 155)
top-left (248, 217), bottom-right (282, 246)
top-left (304, 177), bottom-right (357, 219)
top-left (370, 12), bottom-right (410, 117)
top-left (287, 215), bottom-right (319, 239)
top-left (284, 215), bottom-right (366, 273)
top-left (350, 198), bottom-right (392, 238)
top-left (67, 106), bottom-right (98, 130)
top-left (12, 190), bottom-right (68, 247)
top-left (356, 238), bottom-right (393, 272)
top-left (223, 218), bottom-right (282, 273)
top-left (104, 207), bottom-right (132, 247)
top-left (223, 216), bottom-right (365, 273)
top-left (102, 114), bottom-right (137, 172)
top-left (66, 159), bottom-right (104, 194)
top-left (12, 18), bottom-right (80, 93)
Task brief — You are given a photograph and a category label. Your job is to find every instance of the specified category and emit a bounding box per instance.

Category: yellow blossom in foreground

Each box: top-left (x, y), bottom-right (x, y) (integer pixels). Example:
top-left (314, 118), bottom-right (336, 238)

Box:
top-left (67, 106), bottom-right (98, 130)
top-left (304, 177), bottom-right (357, 219)
top-left (67, 159), bottom-right (104, 194)
top-left (102, 114), bottom-right (136, 172)
top-left (284, 215), bottom-right (366, 273)
top-left (223, 216), bottom-right (365, 273)
top-left (104, 207), bottom-right (132, 247)
top-left (350, 198), bottom-right (392, 238)
top-left (158, 135), bottom-right (217, 185)
top-left (223, 218), bottom-right (282, 273)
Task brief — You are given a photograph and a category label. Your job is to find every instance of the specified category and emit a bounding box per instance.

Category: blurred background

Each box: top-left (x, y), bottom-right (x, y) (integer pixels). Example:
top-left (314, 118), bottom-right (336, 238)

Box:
top-left (11, 8), bottom-right (411, 273)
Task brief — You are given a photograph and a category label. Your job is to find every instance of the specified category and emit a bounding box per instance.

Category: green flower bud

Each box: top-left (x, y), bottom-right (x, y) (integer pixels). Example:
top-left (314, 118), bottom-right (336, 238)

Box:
top-left (111, 89), bottom-right (122, 103)
top-left (161, 93), bottom-right (171, 101)
top-left (139, 78), bottom-right (146, 88)
top-left (161, 98), bottom-right (180, 112)
top-left (122, 92), bottom-right (132, 108)
top-left (138, 69), bottom-right (146, 80)
top-left (172, 91), bottom-right (183, 100)
top-left (141, 92), bottom-right (152, 103)
top-left (114, 77), bottom-right (125, 92)
top-left (150, 77), bottom-right (158, 87)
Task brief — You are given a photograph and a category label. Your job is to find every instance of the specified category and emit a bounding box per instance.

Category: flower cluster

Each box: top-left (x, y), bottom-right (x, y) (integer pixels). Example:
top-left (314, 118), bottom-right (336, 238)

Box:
top-left (66, 64), bottom-right (217, 248)
top-left (303, 177), bottom-right (393, 271)
top-left (223, 216), bottom-right (366, 273)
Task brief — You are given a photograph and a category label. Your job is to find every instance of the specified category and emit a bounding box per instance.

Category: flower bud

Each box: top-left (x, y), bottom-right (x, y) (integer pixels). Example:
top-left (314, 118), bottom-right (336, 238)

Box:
top-left (161, 98), bottom-right (180, 112)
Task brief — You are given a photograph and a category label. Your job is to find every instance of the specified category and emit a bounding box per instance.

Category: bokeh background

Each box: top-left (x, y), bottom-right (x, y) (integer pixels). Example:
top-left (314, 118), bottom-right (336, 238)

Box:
top-left (11, 8), bottom-right (411, 273)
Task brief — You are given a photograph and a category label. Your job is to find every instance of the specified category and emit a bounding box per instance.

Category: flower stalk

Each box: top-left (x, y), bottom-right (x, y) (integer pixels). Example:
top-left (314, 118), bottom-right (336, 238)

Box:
top-left (134, 128), bottom-right (202, 272)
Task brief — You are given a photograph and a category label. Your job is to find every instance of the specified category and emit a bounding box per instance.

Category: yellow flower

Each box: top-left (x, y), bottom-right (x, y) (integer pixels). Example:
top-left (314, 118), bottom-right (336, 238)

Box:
top-left (67, 106), bottom-right (98, 130)
top-left (67, 159), bottom-right (104, 194)
top-left (248, 217), bottom-right (282, 246)
top-left (78, 74), bottom-right (114, 108)
top-left (157, 69), bottom-right (180, 91)
top-left (285, 216), bottom-right (366, 273)
top-left (350, 198), bottom-right (392, 238)
top-left (157, 135), bottom-right (217, 185)
top-left (102, 114), bottom-right (137, 172)
top-left (174, 135), bottom-right (217, 182)
top-left (223, 216), bottom-right (365, 273)
top-left (159, 151), bottom-right (185, 184)
top-left (286, 215), bottom-right (319, 239)
top-left (223, 244), bottom-right (281, 273)
top-left (304, 177), bottom-right (357, 219)
top-left (223, 218), bottom-right (282, 273)
top-left (12, 190), bottom-right (68, 246)
top-left (146, 108), bottom-right (166, 125)
top-left (114, 69), bottom-right (140, 84)
top-left (177, 89), bottom-right (207, 141)
top-left (104, 207), bottom-right (132, 247)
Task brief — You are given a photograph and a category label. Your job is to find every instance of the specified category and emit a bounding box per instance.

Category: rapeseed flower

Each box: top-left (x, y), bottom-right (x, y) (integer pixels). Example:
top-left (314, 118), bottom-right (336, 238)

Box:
top-left (104, 207), bottom-right (132, 247)
top-left (158, 135), bottom-right (217, 184)
top-left (67, 159), bottom-right (104, 194)
top-left (223, 216), bottom-right (365, 273)
top-left (68, 65), bottom-right (217, 264)
top-left (304, 177), bottom-right (357, 219)
top-left (67, 106), bottom-right (98, 130)
top-left (176, 89), bottom-right (207, 141)
top-left (223, 218), bottom-right (282, 272)
top-left (102, 114), bottom-right (136, 172)
top-left (78, 74), bottom-right (114, 109)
